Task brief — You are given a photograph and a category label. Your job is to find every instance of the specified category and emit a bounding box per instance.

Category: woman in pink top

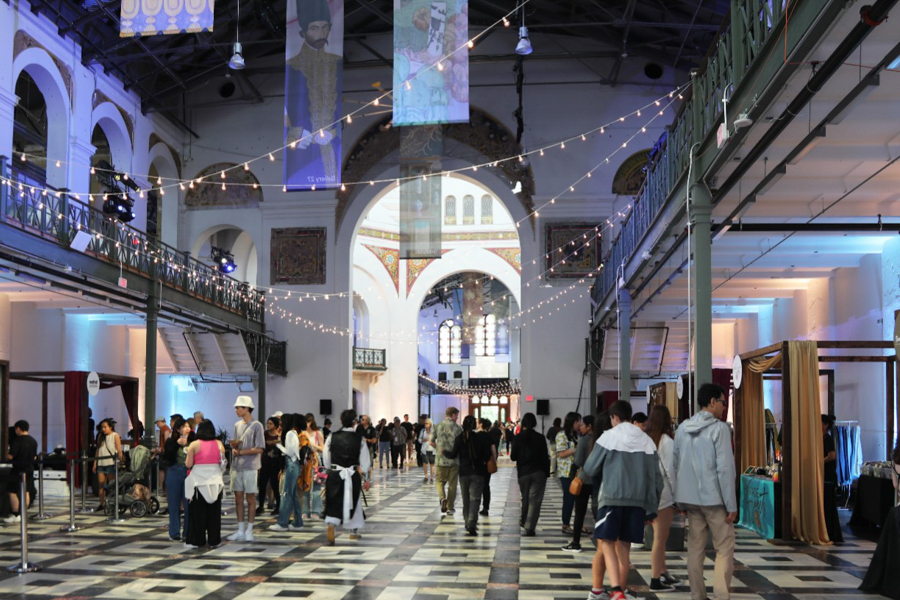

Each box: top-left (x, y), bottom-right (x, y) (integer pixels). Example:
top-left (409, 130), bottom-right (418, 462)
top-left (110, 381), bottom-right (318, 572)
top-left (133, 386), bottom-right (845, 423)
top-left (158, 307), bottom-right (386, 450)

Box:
top-left (184, 420), bottom-right (226, 549)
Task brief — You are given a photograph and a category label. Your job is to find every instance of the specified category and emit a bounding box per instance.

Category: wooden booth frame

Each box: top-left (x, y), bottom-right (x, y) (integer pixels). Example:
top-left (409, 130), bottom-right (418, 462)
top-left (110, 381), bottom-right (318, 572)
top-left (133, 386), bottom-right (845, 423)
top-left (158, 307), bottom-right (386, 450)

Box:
top-left (734, 340), bottom-right (898, 542)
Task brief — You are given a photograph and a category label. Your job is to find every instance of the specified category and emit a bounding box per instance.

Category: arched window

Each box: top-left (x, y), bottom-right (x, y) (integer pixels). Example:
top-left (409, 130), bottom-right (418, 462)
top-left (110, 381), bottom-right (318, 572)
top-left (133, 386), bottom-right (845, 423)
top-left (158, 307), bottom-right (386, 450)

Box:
top-left (463, 195), bottom-right (475, 225)
top-left (444, 195), bottom-right (457, 225)
top-left (474, 314), bottom-right (497, 357)
top-left (481, 195), bottom-right (493, 224)
top-left (439, 319), bottom-right (461, 364)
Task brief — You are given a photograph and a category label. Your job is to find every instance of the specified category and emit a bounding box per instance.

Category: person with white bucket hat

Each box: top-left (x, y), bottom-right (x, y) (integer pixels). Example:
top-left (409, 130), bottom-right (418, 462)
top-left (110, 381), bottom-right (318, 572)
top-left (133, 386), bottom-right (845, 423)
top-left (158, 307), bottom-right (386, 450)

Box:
top-left (227, 395), bottom-right (265, 542)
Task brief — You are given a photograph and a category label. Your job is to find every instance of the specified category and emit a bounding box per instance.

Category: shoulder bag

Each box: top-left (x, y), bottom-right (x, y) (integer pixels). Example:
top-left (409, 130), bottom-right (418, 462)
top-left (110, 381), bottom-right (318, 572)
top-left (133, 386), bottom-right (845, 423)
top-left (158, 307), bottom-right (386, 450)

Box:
top-left (487, 455), bottom-right (498, 474)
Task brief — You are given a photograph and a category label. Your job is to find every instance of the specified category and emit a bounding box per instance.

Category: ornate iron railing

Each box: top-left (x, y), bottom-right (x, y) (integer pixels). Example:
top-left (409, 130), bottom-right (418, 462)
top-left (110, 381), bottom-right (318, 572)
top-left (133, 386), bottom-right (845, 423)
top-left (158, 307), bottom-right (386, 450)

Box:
top-left (353, 347), bottom-right (387, 370)
top-left (594, 0), bottom-right (792, 305)
top-left (0, 158), bottom-right (265, 322)
top-left (242, 331), bottom-right (288, 376)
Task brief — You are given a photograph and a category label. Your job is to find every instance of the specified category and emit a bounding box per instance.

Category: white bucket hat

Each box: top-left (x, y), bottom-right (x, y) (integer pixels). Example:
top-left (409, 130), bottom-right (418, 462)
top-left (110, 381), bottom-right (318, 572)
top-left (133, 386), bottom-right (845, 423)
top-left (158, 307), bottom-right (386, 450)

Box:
top-left (234, 395), bottom-right (255, 409)
top-left (273, 411), bottom-right (284, 418)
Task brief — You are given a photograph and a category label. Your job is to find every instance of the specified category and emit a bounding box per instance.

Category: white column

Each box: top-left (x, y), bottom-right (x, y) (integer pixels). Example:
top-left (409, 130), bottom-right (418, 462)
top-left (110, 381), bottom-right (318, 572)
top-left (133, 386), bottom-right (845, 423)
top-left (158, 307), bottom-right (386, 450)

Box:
top-left (0, 293), bottom-right (11, 362)
top-left (66, 138), bottom-right (95, 195)
top-left (0, 88), bottom-right (17, 163)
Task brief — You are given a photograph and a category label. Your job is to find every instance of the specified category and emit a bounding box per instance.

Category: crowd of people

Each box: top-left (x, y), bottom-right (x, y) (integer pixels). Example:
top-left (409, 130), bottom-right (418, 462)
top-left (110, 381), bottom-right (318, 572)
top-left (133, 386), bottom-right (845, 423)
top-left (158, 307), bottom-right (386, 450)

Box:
top-left (15, 382), bottom-right (873, 600)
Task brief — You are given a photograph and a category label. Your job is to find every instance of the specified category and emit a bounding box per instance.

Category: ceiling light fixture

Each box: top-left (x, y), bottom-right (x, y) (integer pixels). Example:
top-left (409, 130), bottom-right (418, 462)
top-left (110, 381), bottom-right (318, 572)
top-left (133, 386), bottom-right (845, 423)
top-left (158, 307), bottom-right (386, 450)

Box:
top-left (228, 0), bottom-right (245, 70)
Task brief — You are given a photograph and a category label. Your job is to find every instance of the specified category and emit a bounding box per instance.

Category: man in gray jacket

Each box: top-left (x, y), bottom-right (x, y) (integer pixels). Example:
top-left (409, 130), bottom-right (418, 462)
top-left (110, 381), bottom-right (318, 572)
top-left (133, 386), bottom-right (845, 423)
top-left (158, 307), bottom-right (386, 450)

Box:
top-left (673, 383), bottom-right (736, 600)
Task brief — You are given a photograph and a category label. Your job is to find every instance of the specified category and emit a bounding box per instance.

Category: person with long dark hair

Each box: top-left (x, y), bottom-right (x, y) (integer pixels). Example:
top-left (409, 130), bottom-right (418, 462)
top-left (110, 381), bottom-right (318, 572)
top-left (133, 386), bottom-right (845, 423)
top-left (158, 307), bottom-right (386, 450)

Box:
top-left (271, 413), bottom-right (305, 531)
top-left (184, 419), bottom-right (226, 549)
top-left (303, 414), bottom-right (325, 519)
top-left (547, 417), bottom-right (562, 476)
top-left (443, 415), bottom-right (492, 535)
top-left (479, 417), bottom-right (498, 516)
top-left (94, 418), bottom-right (124, 513)
top-left (645, 405), bottom-right (681, 592)
top-left (511, 412), bottom-right (550, 536)
top-left (257, 416), bottom-right (282, 516)
top-left (163, 418), bottom-right (195, 540)
top-left (563, 414), bottom-right (596, 552)
top-left (556, 411), bottom-right (582, 533)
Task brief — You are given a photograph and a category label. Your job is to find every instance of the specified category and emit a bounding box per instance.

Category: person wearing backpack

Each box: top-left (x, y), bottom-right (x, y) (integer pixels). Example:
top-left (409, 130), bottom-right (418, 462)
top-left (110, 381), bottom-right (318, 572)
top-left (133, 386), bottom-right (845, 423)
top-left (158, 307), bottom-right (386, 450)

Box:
top-left (270, 414), bottom-right (304, 531)
top-left (443, 415), bottom-right (492, 536)
top-left (390, 417), bottom-right (408, 469)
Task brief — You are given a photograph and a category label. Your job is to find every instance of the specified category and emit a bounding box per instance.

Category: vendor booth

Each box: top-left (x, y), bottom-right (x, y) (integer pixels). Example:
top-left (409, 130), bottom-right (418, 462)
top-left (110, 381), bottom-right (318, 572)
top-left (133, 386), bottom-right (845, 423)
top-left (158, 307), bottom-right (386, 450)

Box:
top-left (734, 340), bottom-right (897, 544)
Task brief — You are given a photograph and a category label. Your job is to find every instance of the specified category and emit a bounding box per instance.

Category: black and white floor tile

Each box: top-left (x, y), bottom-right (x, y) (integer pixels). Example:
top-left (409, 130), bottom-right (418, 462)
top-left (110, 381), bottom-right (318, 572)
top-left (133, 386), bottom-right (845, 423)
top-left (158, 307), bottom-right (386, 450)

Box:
top-left (0, 458), bottom-right (885, 600)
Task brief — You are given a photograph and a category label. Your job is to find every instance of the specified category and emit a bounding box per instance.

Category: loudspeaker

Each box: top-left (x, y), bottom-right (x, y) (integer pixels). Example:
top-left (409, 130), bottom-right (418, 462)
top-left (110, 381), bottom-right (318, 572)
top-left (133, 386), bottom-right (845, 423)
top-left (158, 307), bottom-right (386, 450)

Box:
top-left (320, 399), bottom-right (332, 415)
top-left (536, 399), bottom-right (550, 416)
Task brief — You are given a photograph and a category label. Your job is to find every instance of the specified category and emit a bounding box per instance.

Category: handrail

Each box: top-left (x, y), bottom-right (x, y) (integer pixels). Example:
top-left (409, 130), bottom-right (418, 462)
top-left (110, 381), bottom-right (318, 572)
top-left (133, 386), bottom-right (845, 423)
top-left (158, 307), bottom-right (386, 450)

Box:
top-left (594, 0), bottom-right (793, 306)
top-left (353, 346), bottom-right (387, 370)
top-left (0, 158), bottom-right (265, 323)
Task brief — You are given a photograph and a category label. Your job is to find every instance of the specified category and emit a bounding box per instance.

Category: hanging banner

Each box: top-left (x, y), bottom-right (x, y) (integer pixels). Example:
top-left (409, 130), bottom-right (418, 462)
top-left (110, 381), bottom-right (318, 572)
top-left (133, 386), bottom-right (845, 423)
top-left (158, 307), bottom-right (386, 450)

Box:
top-left (120, 0), bottom-right (215, 37)
top-left (284, 0), bottom-right (343, 190)
top-left (461, 271), bottom-right (483, 345)
top-left (393, 0), bottom-right (469, 126)
top-left (399, 126), bottom-right (442, 259)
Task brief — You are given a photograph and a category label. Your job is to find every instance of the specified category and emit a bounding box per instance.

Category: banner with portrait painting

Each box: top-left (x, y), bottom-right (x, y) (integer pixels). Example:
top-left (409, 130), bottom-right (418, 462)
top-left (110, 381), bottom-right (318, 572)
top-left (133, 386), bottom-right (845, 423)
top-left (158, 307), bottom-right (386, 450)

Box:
top-left (399, 126), bottom-right (442, 259)
top-left (284, 0), bottom-right (344, 190)
top-left (393, 0), bottom-right (469, 126)
top-left (120, 0), bottom-right (215, 37)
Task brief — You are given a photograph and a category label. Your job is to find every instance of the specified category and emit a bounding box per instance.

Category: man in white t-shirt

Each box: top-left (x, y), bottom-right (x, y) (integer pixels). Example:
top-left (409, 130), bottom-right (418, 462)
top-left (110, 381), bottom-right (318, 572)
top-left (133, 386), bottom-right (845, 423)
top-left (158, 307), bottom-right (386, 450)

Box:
top-left (227, 396), bottom-right (265, 542)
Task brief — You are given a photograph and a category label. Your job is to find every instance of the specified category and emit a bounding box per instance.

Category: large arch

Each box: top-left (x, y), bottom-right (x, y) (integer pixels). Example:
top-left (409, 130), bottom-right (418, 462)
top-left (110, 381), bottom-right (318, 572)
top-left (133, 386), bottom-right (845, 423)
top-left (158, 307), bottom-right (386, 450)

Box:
top-left (11, 47), bottom-right (70, 188)
top-left (91, 102), bottom-right (132, 174)
top-left (147, 142), bottom-right (181, 247)
top-left (191, 223), bottom-right (262, 286)
top-left (336, 107), bottom-right (537, 235)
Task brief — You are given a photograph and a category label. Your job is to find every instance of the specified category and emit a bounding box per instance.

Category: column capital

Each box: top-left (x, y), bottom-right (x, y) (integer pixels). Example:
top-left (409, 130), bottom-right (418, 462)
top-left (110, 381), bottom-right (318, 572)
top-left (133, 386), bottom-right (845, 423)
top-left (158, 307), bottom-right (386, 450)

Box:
top-left (69, 138), bottom-right (97, 162)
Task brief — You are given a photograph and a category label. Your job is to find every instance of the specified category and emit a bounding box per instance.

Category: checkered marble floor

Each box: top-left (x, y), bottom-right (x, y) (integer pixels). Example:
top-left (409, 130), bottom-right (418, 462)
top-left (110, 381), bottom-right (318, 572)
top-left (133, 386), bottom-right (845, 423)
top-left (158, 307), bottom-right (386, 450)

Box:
top-left (0, 457), bottom-right (882, 600)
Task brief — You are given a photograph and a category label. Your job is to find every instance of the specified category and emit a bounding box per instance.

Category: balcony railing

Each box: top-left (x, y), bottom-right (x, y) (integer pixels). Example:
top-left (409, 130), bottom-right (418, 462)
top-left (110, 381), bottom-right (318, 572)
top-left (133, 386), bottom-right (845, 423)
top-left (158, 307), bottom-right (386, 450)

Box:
top-left (0, 158), bottom-right (265, 323)
top-left (353, 347), bottom-right (387, 371)
top-left (242, 332), bottom-right (288, 377)
top-left (594, 0), bottom-right (793, 306)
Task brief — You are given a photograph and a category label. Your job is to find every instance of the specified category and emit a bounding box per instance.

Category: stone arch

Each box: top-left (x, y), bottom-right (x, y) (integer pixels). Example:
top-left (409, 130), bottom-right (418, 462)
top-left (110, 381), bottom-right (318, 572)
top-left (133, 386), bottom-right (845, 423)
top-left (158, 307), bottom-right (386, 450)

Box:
top-left (191, 224), bottom-right (261, 285)
top-left (611, 148), bottom-right (652, 195)
top-left (336, 107), bottom-right (536, 234)
top-left (11, 46), bottom-right (71, 188)
top-left (147, 143), bottom-right (181, 247)
top-left (91, 102), bottom-right (133, 174)
top-left (407, 250), bottom-right (522, 316)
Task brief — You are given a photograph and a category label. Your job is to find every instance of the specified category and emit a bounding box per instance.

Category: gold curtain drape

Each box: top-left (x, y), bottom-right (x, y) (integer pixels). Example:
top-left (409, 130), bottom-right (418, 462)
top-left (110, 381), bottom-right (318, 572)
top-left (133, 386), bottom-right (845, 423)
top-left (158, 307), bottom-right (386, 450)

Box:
top-left (787, 340), bottom-right (829, 544)
top-left (739, 352), bottom-right (780, 473)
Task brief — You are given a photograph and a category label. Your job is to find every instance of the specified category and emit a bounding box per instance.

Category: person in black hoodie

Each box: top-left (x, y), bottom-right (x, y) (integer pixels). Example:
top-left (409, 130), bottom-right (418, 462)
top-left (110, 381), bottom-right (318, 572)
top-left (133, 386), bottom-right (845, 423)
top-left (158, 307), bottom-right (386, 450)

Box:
top-left (511, 412), bottom-right (550, 536)
top-left (443, 415), bottom-right (492, 535)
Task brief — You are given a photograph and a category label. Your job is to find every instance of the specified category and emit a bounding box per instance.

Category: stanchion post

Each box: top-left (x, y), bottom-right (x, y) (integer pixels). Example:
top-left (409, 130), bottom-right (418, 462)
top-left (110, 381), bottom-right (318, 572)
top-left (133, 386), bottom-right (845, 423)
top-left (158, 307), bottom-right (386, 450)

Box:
top-left (8, 473), bottom-right (41, 573)
top-left (75, 451), bottom-right (94, 513)
top-left (107, 462), bottom-right (125, 524)
top-left (60, 457), bottom-right (82, 532)
top-left (34, 455), bottom-right (52, 520)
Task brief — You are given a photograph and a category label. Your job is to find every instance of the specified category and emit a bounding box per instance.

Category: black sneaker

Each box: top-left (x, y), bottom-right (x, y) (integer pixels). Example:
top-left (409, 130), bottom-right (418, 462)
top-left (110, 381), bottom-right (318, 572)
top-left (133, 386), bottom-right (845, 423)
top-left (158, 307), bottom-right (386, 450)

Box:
top-left (561, 541), bottom-right (582, 553)
top-left (479, 510), bottom-right (489, 516)
top-left (523, 529), bottom-right (536, 537)
top-left (440, 499), bottom-right (448, 513)
top-left (660, 572), bottom-right (682, 586)
top-left (649, 579), bottom-right (675, 593)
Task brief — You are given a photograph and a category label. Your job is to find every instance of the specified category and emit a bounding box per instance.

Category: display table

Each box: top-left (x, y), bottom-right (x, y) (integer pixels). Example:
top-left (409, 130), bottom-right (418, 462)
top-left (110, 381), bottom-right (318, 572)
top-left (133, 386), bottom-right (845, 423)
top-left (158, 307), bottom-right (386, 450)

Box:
top-left (850, 474), bottom-right (895, 528)
top-left (738, 474), bottom-right (782, 539)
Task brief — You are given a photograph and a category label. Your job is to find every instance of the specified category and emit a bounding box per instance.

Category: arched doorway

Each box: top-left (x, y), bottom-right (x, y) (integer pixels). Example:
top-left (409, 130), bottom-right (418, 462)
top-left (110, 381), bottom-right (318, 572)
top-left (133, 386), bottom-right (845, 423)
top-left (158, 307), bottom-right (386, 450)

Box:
top-left (12, 71), bottom-right (48, 186)
top-left (192, 226), bottom-right (259, 285)
top-left (350, 175), bottom-right (521, 420)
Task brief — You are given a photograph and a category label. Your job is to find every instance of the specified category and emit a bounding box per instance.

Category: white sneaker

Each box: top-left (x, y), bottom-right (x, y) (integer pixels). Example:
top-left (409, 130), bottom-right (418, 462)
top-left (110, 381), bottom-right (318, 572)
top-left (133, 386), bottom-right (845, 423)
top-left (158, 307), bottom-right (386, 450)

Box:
top-left (183, 542), bottom-right (200, 550)
top-left (269, 524), bottom-right (289, 531)
top-left (2, 515), bottom-right (20, 524)
top-left (288, 524), bottom-right (303, 531)
top-left (587, 591), bottom-right (610, 600)
top-left (226, 529), bottom-right (246, 542)
top-left (244, 529), bottom-right (255, 542)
